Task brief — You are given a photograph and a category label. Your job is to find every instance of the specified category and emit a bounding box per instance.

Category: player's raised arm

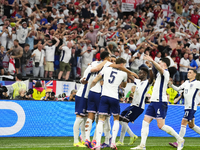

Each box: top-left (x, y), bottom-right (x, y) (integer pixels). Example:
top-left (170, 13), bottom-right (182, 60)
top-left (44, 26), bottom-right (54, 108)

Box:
top-left (109, 64), bottom-right (139, 79)
top-left (145, 61), bottom-right (154, 84)
top-left (90, 60), bottom-right (108, 73)
top-left (143, 55), bottom-right (164, 74)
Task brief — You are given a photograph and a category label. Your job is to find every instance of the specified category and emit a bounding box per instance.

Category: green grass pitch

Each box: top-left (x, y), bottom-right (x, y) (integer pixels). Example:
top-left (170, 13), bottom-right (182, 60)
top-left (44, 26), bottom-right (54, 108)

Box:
top-left (0, 137), bottom-right (199, 150)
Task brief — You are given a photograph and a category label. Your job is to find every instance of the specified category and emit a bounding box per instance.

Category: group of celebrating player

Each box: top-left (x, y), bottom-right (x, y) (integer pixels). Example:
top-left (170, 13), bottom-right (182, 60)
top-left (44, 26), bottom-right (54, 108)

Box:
top-left (73, 51), bottom-right (200, 150)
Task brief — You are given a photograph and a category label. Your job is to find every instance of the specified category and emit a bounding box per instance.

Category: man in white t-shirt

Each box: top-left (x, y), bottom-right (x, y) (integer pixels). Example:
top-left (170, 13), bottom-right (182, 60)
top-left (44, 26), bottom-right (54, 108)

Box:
top-left (31, 43), bottom-right (46, 77)
top-left (80, 46), bottom-right (97, 77)
top-left (120, 46), bottom-right (131, 68)
top-left (43, 36), bottom-right (60, 78)
top-left (189, 39), bottom-right (200, 53)
top-left (179, 53), bottom-right (190, 84)
top-left (16, 19), bottom-right (34, 48)
top-left (58, 42), bottom-right (72, 80)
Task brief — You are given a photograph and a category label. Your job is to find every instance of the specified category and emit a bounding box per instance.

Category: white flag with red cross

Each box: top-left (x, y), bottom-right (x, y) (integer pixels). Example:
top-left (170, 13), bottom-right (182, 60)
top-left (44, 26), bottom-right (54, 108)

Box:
top-left (162, 4), bottom-right (173, 17)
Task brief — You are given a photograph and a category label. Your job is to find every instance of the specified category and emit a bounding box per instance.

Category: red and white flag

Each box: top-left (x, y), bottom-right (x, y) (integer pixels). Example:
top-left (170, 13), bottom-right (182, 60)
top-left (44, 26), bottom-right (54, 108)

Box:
top-left (8, 58), bottom-right (15, 75)
top-left (162, 4), bottom-right (173, 17)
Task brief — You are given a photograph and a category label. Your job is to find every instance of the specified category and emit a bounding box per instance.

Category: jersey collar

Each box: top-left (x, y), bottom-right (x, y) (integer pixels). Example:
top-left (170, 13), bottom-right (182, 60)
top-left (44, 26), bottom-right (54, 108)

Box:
top-left (189, 79), bottom-right (196, 83)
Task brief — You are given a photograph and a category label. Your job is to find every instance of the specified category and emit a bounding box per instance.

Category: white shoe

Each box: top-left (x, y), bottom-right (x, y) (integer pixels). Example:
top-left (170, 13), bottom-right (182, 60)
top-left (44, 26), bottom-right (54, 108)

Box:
top-left (177, 138), bottom-right (185, 150)
top-left (130, 145), bottom-right (146, 150)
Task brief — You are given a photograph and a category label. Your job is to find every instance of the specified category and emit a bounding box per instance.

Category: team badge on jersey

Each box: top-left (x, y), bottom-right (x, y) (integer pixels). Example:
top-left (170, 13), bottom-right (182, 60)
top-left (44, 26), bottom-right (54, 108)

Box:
top-left (190, 84), bottom-right (193, 88)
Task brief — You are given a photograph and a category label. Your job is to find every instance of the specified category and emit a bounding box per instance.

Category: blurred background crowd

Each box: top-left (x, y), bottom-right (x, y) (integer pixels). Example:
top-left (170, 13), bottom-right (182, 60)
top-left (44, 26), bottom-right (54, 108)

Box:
top-left (0, 0), bottom-right (200, 104)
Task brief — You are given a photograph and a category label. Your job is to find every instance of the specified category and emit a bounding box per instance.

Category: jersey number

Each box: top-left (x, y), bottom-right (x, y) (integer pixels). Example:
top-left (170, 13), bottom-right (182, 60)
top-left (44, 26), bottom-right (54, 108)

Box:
top-left (184, 111), bottom-right (189, 117)
top-left (108, 71), bottom-right (117, 83)
top-left (157, 109), bottom-right (160, 115)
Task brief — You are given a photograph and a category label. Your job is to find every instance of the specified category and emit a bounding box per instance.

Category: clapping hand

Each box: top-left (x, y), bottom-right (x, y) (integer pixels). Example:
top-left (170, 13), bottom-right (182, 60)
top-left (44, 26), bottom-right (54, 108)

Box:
top-left (143, 55), bottom-right (153, 62)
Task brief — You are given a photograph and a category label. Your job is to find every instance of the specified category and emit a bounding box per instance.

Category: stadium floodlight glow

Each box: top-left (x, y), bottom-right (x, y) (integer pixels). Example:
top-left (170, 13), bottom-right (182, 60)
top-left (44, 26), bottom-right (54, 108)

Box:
top-left (0, 101), bottom-right (25, 136)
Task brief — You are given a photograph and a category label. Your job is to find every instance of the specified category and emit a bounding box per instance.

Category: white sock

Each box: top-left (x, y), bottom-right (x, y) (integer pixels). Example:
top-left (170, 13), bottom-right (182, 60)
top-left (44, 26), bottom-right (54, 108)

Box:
top-left (96, 120), bottom-right (104, 147)
top-left (192, 125), bottom-right (200, 134)
top-left (104, 117), bottom-right (111, 144)
top-left (127, 124), bottom-right (135, 137)
top-left (179, 125), bottom-right (186, 138)
top-left (161, 125), bottom-right (182, 141)
top-left (119, 121), bottom-right (134, 137)
top-left (119, 122), bottom-right (128, 143)
top-left (80, 117), bottom-right (87, 142)
top-left (73, 117), bottom-right (84, 143)
top-left (92, 125), bottom-right (97, 141)
top-left (85, 118), bottom-right (93, 141)
top-left (140, 121), bottom-right (149, 146)
top-left (111, 120), bottom-right (119, 144)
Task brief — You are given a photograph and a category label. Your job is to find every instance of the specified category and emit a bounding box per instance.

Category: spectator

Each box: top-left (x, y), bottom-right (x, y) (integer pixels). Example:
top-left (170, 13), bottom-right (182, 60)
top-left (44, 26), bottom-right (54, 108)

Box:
top-left (84, 26), bottom-right (99, 48)
top-left (32, 81), bottom-right (46, 100)
top-left (0, 46), bottom-right (6, 75)
top-left (189, 39), bottom-right (200, 53)
top-left (15, 19), bottom-right (34, 48)
top-left (80, 45), bottom-right (97, 77)
top-left (31, 42), bottom-right (45, 77)
top-left (175, 0), bottom-right (183, 15)
top-left (10, 74), bottom-right (26, 99)
top-left (192, 48), bottom-right (199, 60)
top-left (65, 89), bottom-right (77, 101)
top-left (0, 24), bottom-right (10, 49)
top-left (43, 36), bottom-right (60, 78)
top-left (6, 39), bottom-right (23, 74)
top-left (125, 86), bottom-right (136, 98)
top-left (21, 44), bottom-right (31, 76)
top-left (189, 54), bottom-right (198, 70)
top-left (69, 45), bottom-right (81, 81)
top-left (196, 55), bottom-right (200, 81)
top-left (58, 42), bottom-right (72, 81)
top-left (179, 53), bottom-right (190, 84)
top-left (166, 85), bottom-right (178, 104)
top-left (130, 48), bottom-right (145, 74)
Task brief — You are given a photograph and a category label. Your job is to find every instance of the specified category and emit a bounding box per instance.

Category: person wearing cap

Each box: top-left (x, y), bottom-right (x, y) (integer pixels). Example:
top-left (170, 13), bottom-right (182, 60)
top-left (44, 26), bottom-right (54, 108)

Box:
top-left (15, 18), bottom-right (35, 48)
top-left (9, 74), bottom-right (27, 99)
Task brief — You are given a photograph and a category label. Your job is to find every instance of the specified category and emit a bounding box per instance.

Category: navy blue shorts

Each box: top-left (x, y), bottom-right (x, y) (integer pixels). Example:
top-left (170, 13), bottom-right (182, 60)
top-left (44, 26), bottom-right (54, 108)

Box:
top-left (120, 105), bottom-right (144, 123)
top-left (75, 96), bottom-right (87, 116)
top-left (183, 109), bottom-right (196, 122)
top-left (145, 102), bottom-right (168, 119)
top-left (99, 96), bottom-right (120, 116)
top-left (87, 91), bottom-right (101, 113)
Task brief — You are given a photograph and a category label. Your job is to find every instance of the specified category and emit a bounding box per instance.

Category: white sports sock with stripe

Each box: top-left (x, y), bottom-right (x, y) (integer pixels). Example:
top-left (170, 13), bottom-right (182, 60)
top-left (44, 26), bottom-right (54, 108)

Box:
top-left (111, 120), bottom-right (119, 144)
top-left (96, 120), bottom-right (104, 147)
top-left (140, 120), bottom-right (149, 146)
top-left (192, 125), bottom-right (200, 134)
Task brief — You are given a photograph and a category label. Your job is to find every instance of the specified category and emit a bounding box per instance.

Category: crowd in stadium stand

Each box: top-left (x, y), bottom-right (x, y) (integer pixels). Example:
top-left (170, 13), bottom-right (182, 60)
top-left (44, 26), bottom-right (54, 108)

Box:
top-left (0, 0), bottom-right (200, 103)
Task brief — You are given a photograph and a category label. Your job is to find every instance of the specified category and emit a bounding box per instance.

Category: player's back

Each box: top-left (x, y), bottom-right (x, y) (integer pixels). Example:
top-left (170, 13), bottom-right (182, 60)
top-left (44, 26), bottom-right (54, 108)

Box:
top-left (150, 70), bottom-right (169, 102)
top-left (101, 67), bottom-right (127, 99)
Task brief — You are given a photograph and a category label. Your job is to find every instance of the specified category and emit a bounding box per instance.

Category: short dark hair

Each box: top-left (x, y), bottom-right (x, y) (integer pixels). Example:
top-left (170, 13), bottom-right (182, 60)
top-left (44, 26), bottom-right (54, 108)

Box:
top-left (16, 74), bottom-right (22, 80)
top-left (100, 51), bottom-right (109, 60)
top-left (160, 57), bottom-right (170, 67)
top-left (116, 58), bottom-right (126, 64)
top-left (24, 44), bottom-right (30, 47)
top-left (35, 81), bottom-right (42, 87)
top-left (14, 39), bottom-right (19, 43)
top-left (139, 67), bottom-right (149, 75)
top-left (189, 69), bottom-right (197, 74)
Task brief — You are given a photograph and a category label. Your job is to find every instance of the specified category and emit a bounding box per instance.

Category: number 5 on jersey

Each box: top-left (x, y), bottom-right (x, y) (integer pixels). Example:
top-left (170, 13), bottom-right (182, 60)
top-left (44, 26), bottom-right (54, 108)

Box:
top-left (108, 71), bottom-right (117, 83)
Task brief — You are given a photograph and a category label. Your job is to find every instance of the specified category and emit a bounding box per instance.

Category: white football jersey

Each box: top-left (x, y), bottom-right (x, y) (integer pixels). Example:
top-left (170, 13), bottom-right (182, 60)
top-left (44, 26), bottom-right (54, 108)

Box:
top-left (178, 80), bottom-right (200, 110)
top-left (76, 65), bottom-right (92, 98)
top-left (90, 61), bottom-right (113, 93)
top-left (131, 79), bottom-right (151, 109)
top-left (100, 67), bottom-right (127, 99)
top-left (150, 70), bottom-right (169, 102)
